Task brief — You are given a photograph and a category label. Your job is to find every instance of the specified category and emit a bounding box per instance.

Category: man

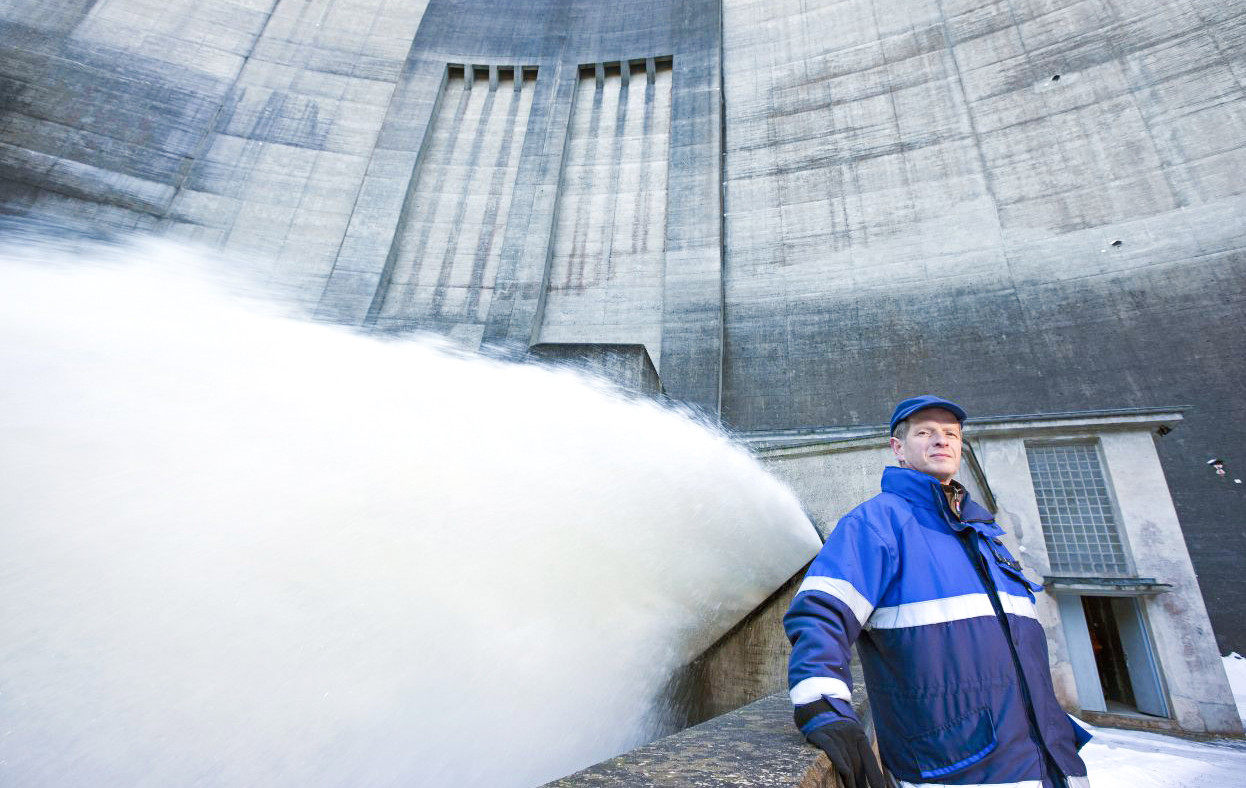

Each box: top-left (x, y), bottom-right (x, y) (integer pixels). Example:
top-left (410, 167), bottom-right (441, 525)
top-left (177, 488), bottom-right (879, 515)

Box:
top-left (784, 395), bottom-right (1090, 788)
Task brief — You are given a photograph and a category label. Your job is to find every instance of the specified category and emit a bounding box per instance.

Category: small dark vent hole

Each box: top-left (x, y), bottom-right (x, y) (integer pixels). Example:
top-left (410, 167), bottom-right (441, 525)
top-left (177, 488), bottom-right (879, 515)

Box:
top-left (1111, 240), bottom-right (1123, 247)
top-left (1052, 74), bottom-right (1061, 82)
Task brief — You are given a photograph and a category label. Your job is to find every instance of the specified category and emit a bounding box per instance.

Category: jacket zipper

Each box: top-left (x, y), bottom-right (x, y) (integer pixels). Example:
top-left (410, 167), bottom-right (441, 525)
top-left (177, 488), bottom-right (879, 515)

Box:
top-left (939, 489), bottom-right (1064, 787)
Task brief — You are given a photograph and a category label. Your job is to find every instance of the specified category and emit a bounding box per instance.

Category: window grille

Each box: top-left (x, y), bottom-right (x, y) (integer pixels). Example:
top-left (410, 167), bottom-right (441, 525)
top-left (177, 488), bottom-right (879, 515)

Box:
top-left (1026, 443), bottom-right (1128, 575)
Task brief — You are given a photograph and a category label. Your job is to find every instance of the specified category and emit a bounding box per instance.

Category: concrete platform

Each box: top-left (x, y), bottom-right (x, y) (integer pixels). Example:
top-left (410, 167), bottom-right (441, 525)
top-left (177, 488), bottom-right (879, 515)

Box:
top-left (543, 693), bottom-right (839, 788)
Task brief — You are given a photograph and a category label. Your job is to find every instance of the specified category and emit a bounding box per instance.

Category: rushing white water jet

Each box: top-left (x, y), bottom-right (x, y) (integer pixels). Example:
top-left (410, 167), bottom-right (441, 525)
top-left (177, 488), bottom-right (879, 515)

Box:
top-left (0, 235), bottom-right (821, 787)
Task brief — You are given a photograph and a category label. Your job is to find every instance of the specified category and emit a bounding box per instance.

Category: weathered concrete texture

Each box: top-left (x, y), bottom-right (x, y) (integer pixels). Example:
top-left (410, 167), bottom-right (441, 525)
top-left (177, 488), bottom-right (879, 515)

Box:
top-left (538, 61), bottom-right (673, 367)
top-left (368, 66), bottom-right (536, 344)
top-left (543, 693), bottom-right (839, 788)
top-left (686, 574), bottom-right (804, 725)
top-left (529, 342), bottom-right (663, 396)
top-left (314, 0), bottom-right (724, 413)
top-left (166, 0), bottom-right (431, 295)
top-left (719, 0), bottom-right (1246, 651)
top-left (680, 570), bottom-right (870, 731)
top-left (0, 1), bottom-right (238, 232)
top-left (0, 0), bottom-right (431, 295)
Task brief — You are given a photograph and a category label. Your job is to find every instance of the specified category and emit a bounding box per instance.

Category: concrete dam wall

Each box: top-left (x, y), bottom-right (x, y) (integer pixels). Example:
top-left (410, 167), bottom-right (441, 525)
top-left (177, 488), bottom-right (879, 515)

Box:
top-left (2, 0), bottom-right (1245, 653)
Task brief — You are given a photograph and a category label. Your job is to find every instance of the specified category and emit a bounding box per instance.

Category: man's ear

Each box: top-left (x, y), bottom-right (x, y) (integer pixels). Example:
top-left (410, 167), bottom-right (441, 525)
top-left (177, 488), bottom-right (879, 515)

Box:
top-left (890, 436), bottom-right (905, 464)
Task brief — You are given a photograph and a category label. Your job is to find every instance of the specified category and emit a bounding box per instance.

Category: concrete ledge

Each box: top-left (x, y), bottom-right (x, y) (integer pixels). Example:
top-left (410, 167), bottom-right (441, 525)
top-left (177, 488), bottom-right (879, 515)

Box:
top-left (528, 343), bottom-right (663, 397)
top-left (1078, 710), bottom-right (1185, 736)
top-left (741, 406), bottom-right (1190, 455)
top-left (542, 693), bottom-right (839, 788)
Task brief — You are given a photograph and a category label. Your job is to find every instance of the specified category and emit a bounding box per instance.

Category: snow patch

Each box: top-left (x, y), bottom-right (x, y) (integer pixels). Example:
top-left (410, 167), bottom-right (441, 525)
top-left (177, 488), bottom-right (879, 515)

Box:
top-left (1078, 717), bottom-right (1246, 787)
top-left (1074, 657), bottom-right (1246, 788)
top-left (1224, 652), bottom-right (1246, 726)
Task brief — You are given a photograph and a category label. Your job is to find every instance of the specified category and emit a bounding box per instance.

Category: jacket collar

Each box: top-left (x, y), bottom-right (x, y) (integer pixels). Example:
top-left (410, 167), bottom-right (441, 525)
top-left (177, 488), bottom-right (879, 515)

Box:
top-left (880, 466), bottom-right (1000, 532)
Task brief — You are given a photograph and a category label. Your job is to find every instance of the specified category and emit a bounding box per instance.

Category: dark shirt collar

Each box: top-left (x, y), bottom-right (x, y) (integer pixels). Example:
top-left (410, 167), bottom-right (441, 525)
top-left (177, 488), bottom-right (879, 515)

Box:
top-left (943, 479), bottom-right (967, 517)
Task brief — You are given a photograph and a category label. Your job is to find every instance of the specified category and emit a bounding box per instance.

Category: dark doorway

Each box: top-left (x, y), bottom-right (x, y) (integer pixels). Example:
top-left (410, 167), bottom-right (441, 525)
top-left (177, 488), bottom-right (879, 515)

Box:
top-left (1080, 595), bottom-right (1168, 717)
top-left (1083, 596), bottom-right (1136, 710)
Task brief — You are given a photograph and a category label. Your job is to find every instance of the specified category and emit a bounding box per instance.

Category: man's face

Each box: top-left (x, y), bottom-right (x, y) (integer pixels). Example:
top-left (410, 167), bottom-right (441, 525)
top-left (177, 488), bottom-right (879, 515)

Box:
top-left (890, 407), bottom-right (963, 483)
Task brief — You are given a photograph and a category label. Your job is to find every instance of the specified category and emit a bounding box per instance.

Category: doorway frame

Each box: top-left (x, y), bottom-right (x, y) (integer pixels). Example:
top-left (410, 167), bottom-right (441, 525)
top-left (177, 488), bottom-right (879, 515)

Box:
top-left (1056, 589), bottom-right (1171, 718)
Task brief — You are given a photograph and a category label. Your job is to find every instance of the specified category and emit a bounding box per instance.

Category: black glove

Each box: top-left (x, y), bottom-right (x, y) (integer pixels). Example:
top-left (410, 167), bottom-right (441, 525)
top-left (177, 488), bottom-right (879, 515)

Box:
top-left (806, 720), bottom-right (887, 788)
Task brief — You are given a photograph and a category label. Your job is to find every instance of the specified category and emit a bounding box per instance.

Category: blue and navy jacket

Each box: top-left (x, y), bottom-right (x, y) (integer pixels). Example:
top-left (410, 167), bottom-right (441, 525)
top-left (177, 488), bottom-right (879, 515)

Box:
top-left (784, 466), bottom-right (1091, 788)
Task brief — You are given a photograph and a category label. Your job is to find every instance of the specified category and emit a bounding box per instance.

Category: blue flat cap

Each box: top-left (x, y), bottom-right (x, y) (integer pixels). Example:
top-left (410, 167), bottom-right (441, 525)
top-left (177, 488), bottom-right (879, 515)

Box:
top-left (890, 395), bottom-right (968, 435)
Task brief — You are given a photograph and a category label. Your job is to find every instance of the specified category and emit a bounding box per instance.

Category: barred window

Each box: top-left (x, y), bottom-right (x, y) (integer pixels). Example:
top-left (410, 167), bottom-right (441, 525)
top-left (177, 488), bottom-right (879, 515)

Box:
top-left (1026, 443), bottom-right (1129, 575)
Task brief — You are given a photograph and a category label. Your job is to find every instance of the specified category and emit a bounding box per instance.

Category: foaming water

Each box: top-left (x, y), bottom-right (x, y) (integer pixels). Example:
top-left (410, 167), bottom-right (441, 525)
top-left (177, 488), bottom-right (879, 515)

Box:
top-left (0, 235), bottom-right (820, 787)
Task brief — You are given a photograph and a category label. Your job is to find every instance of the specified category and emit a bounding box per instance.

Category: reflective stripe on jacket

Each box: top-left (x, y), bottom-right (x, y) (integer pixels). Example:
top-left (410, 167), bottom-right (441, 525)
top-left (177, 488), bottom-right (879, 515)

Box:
top-left (784, 466), bottom-right (1090, 787)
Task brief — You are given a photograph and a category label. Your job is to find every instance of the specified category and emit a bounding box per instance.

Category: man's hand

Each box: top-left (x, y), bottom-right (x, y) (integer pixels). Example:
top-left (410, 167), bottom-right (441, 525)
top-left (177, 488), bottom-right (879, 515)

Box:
top-left (806, 720), bottom-right (887, 788)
